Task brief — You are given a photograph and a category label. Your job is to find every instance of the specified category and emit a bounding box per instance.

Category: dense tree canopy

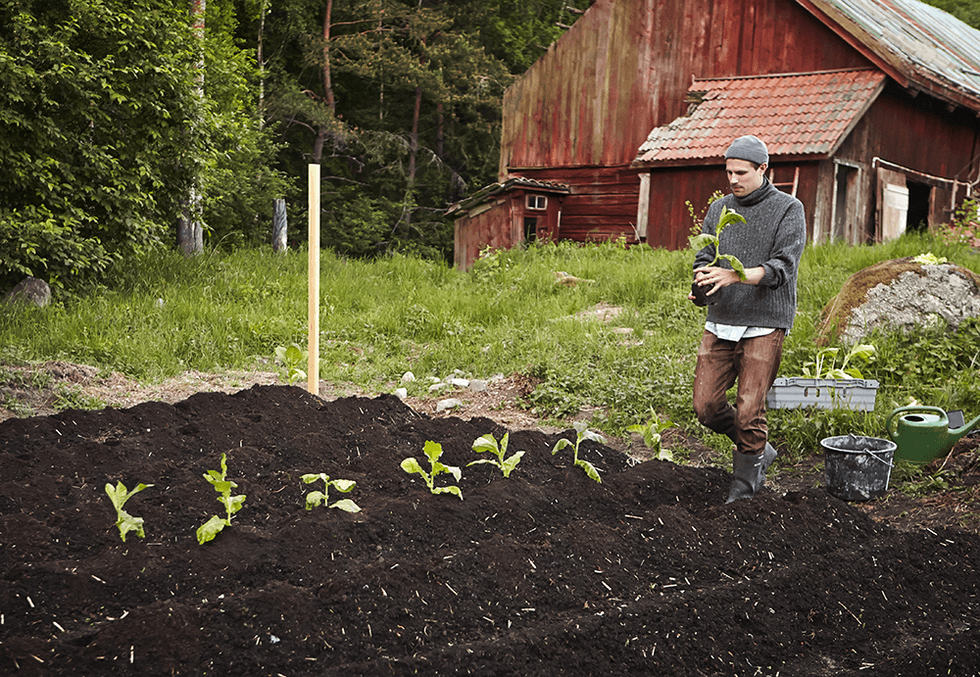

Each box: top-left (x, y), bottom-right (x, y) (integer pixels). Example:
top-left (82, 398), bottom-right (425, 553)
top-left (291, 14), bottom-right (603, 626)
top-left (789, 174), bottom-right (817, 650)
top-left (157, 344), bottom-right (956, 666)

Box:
top-left (2, 0), bottom-right (977, 289)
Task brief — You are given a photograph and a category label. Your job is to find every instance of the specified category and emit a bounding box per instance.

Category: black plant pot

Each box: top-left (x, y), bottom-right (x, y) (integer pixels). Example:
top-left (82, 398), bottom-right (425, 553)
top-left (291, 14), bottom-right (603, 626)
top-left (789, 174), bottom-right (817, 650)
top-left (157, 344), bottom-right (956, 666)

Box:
top-left (691, 281), bottom-right (723, 307)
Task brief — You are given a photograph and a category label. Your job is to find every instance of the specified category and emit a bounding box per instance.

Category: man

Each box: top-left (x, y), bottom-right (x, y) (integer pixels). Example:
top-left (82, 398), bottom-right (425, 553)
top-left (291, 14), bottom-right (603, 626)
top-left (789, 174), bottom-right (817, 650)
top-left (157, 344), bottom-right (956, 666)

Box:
top-left (689, 135), bottom-right (806, 503)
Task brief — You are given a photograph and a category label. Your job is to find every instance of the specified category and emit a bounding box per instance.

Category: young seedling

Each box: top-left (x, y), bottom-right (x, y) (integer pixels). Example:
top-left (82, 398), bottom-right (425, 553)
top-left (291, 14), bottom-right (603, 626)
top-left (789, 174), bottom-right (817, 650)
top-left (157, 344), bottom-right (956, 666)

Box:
top-left (301, 473), bottom-right (361, 513)
top-left (551, 421), bottom-right (605, 483)
top-left (196, 453), bottom-right (246, 545)
top-left (689, 206), bottom-right (748, 280)
top-left (400, 440), bottom-right (463, 499)
top-left (627, 409), bottom-right (674, 462)
top-left (802, 343), bottom-right (877, 380)
top-left (467, 432), bottom-right (525, 478)
top-left (274, 343), bottom-right (307, 385)
top-left (104, 480), bottom-right (153, 542)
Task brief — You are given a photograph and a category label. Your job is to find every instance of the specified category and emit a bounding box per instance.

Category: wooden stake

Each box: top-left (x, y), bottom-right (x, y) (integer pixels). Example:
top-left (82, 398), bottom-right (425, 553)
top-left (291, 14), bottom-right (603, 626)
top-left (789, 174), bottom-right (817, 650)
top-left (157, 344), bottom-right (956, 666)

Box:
top-left (308, 164), bottom-right (320, 395)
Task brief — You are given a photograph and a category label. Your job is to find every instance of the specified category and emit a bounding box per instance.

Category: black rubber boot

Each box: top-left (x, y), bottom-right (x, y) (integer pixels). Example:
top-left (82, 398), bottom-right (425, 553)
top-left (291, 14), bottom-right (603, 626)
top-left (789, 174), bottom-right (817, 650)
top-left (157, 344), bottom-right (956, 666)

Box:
top-left (726, 443), bottom-right (777, 504)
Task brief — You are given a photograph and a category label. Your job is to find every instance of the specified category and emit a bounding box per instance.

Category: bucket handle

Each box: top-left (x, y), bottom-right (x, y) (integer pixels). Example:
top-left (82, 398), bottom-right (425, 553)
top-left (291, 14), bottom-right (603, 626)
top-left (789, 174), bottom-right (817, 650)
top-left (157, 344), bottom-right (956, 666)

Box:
top-left (863, 449), bottom-right (894, 468)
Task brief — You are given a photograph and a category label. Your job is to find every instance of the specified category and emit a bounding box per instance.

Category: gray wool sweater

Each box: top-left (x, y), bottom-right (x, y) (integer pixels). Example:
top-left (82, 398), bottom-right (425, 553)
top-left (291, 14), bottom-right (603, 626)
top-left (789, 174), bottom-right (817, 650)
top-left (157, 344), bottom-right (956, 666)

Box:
top-left (693, 178), bottom-right (806, 330)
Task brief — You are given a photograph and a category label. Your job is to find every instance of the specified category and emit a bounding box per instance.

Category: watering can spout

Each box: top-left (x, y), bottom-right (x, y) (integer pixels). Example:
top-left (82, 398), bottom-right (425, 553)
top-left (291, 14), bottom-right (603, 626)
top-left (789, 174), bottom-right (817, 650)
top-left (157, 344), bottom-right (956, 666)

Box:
top-left (950, 412), bottom-right (980, 443)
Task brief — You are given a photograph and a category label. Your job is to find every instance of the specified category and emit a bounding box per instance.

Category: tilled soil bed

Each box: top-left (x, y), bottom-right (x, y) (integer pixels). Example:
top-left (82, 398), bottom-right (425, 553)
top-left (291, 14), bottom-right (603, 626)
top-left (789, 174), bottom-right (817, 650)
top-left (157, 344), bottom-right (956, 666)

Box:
top-left (2, 384), bottom-right (979, 676)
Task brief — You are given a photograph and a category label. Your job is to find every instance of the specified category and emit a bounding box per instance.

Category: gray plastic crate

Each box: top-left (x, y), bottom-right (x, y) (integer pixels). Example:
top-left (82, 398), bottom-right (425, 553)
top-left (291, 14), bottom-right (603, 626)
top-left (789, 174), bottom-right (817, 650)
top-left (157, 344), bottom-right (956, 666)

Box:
top-left (766, 377), bottom-right (879, 411)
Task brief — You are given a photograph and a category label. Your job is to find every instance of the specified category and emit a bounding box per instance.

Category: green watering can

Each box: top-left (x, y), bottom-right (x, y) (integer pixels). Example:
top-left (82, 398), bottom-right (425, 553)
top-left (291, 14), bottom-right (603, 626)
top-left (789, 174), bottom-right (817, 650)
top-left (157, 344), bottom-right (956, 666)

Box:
top-left (885, 406), bottom-right (980, 464)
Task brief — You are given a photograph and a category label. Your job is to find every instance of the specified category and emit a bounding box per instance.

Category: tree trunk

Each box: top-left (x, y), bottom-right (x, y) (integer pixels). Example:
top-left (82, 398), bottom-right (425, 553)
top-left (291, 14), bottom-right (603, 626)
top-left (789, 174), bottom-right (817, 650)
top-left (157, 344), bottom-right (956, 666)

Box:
top-left (310, 0), bottom-right (336, 164)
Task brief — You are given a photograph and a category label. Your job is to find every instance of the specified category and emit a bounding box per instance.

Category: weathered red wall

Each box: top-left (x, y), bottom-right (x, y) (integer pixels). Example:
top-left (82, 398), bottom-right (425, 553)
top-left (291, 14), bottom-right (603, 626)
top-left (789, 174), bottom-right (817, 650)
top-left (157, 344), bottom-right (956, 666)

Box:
top-left (501, 0), bottom-right (872, 173)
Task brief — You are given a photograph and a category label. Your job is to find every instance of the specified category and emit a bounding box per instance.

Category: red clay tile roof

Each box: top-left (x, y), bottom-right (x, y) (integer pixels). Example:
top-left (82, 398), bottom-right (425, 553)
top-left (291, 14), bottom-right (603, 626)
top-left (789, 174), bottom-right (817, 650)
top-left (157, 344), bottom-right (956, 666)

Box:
top-left (633, 69), bottom-right (887, 165)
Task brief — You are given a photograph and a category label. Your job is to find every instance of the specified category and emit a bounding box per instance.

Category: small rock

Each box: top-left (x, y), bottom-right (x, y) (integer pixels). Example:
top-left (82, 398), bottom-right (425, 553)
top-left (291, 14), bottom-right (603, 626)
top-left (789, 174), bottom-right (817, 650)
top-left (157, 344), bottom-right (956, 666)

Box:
top-left (401, 371), bottom-right (416, 383)
top-left (394, 387), bottom-right (408, 399)
top-left (436, 398), bottom-right (462, 413)
top-left (4, 277), bottom-right (50, 307)
top-left (448, 377), bottom-right (469, 388)
top-left (467, 379), bottom-right (488, 392)
top-left (428, 382), bottom-right (450, 393)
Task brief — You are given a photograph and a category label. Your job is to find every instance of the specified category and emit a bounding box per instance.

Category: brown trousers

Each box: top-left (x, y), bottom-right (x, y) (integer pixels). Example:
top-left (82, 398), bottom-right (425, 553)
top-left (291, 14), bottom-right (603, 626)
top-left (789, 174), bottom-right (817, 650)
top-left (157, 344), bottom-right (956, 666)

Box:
top-left (692, 329), bottom-right (785, 456)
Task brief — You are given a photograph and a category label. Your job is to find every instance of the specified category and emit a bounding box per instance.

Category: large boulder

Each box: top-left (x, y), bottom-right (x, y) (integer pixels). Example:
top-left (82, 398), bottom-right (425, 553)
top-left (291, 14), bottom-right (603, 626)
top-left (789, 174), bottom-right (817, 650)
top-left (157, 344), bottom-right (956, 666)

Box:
top-left (818, 257), bottom-right (980, 344)
top-left (3, 276), bottom-right (51, 307)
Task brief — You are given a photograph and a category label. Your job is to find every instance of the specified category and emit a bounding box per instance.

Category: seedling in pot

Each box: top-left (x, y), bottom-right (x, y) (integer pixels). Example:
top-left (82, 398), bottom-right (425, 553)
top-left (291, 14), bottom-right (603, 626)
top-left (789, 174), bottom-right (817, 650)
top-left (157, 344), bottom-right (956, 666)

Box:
top-left (551, 421), bottom-right (605, 483)
top-left (401, 440), bottom-right (463, 499)
top-left (302, 473), bottom-right (361, 512)
top-left (104, 480), bottom-right (153, 542)
top-left (196, 453), bottom-right (246, 545)
top-left (689, 206), bottom-right (747, 306)
top-left (467, 432), bottom-right (525, 478)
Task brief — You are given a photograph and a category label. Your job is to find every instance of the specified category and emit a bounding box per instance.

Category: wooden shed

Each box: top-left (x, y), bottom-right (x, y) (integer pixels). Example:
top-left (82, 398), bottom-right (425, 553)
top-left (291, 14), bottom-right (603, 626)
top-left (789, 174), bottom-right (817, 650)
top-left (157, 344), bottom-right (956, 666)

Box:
top-left (450, 0), bottom-right (980, 268)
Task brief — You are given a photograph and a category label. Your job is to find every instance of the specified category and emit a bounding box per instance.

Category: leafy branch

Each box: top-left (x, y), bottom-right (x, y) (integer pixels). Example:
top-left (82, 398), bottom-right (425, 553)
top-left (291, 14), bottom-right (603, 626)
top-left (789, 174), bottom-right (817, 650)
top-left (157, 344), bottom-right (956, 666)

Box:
top-left (802, 343), bottom-right (877, 380)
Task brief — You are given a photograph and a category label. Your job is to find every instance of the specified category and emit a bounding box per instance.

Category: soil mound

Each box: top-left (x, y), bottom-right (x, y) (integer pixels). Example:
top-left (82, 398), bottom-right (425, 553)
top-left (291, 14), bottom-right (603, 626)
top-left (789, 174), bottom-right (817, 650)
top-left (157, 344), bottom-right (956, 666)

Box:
top-left (2, 385), bottom-right (979, 676)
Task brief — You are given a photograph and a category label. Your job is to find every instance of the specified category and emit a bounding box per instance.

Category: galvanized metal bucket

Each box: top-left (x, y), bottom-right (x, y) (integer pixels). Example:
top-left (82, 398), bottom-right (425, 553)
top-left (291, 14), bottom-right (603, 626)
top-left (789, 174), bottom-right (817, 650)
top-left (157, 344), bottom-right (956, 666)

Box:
top-left (821, 435), bottom-right (895, 501)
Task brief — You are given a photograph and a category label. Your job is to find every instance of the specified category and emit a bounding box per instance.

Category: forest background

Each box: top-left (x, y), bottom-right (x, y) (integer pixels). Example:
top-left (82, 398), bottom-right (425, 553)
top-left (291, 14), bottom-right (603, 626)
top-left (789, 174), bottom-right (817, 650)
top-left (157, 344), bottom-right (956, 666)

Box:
top-left (2, 0), bottom-right (980, 293)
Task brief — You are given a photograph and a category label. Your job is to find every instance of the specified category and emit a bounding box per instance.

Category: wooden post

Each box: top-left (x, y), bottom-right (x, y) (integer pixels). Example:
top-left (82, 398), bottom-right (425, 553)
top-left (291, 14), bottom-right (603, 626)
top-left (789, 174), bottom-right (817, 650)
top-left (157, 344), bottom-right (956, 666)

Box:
top-left (308, 165), bottom-right (320, 395)
top-left (272, 198), bottom-right (287, 252)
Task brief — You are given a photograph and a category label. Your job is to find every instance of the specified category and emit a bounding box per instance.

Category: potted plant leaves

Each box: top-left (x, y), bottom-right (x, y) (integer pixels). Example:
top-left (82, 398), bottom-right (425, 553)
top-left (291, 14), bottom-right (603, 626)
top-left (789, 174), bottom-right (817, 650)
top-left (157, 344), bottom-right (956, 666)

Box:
top-left (689, 206), bottom-right (747, 306)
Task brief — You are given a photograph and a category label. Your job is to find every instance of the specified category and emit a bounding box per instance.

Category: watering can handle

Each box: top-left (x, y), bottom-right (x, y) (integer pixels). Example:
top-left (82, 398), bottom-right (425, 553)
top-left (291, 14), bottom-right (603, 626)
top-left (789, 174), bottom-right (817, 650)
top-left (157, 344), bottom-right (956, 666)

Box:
top-left (885, 405), bottom-right (947, 441)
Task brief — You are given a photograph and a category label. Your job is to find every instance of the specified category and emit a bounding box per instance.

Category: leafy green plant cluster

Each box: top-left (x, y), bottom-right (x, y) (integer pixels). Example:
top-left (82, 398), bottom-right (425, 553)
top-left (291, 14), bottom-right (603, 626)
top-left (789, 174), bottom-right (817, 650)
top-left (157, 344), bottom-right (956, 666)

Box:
top-left (274, 343), bottom-right (309, 385)
top-left (627, 409), bottom-right (674, 461)
top-left (468, 433), bottom-right (525, 477)
top-left (801, 343), bottom-right (877, 380)
top-left (302, 474), bottom-right (361, 513)
top-left (689, 206), bottom-right (748, 281)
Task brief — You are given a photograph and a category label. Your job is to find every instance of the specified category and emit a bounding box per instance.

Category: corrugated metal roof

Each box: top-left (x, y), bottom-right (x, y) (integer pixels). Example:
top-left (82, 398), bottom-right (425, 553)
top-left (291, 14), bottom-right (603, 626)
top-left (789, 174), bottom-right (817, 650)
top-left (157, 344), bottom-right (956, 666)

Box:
top-left (804, 0), bottom-right (980, 109)
top-left (633, 69), bottom-right (887, 164)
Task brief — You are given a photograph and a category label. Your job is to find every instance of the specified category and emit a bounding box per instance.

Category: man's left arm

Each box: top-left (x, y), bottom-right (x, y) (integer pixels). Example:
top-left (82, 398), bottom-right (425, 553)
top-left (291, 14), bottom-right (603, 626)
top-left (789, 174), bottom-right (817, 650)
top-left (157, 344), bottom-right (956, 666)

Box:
top-left (756, 200), bottom-right (807, 289)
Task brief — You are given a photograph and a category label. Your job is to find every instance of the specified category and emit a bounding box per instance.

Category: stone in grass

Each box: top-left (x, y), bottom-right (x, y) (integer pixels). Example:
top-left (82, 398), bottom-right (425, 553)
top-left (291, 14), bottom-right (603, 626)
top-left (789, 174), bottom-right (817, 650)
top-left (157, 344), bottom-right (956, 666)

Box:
top-left (436, 398), bottom-right (462, 413)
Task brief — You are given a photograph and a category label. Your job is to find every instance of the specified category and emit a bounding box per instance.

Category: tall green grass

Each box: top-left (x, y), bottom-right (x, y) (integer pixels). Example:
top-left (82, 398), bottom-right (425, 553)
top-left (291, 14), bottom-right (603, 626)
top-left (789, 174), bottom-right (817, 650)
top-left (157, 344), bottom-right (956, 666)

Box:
top-left (2, 233), bottom-right (978, 461)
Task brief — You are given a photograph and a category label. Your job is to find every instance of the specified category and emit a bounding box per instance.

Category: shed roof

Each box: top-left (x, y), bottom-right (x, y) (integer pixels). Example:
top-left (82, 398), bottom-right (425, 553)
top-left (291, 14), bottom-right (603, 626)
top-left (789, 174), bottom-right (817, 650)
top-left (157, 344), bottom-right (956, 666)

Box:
top-left (803, 0), bottom-right (980, 111)
top-left (633, 69), bottom-right (887, 166)
top-left (446, 176), bottom-right (570, 216)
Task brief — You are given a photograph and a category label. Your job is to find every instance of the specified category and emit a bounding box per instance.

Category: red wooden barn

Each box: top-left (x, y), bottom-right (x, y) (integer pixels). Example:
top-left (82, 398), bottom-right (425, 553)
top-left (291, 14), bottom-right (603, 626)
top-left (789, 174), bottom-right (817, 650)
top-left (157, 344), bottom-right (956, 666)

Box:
top-left (449, 0), bottom-right (980, 270)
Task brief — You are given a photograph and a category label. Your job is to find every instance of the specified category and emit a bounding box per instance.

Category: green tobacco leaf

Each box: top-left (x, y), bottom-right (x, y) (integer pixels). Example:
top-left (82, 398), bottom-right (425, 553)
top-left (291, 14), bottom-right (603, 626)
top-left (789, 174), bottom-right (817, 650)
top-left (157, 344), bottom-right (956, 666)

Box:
top-left (329, 498), bottom-right (362, 513)
top-left (576, 459), bottom-right (603, 483)
top-left (400, 457), bottom-right (425, 475)
top-left (196, 515), bottom-right (228, 545)
top-left (471, 433), bottom-right (501, 455)
top-left (688, 233), bottom-right (717, 252)
top-left (424, 440), bottom-right (444, 464)
top-left (104, 481), bottom-right (152, 542)
top-left (719, 254), bottom-right (747, 281)
top-left (305, 490), bottom-right (327, 510)
top-left (332, 479), bottom-right (356, 493)
top-left (501, 451), bottom-right (525, 478)
top-left (434, 485), bottom-right (463, 500)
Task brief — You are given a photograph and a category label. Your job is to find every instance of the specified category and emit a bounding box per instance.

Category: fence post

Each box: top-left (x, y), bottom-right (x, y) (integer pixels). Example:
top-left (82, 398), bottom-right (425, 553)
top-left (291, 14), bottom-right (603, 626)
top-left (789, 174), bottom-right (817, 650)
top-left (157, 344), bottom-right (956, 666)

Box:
top-left (273, 198), bottom-right (287, 252)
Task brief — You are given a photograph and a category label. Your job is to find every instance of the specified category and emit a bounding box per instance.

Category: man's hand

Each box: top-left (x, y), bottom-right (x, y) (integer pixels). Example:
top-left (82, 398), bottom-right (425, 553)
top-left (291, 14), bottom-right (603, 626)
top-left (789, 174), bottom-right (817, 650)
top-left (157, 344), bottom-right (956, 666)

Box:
top-left (691, 265), bottom-right (766, 300)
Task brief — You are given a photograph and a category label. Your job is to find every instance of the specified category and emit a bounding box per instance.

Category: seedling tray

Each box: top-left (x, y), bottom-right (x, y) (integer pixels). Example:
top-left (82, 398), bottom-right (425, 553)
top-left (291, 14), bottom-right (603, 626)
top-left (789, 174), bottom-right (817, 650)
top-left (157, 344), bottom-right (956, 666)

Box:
top-left (766, 377), bottom-right (879, 411)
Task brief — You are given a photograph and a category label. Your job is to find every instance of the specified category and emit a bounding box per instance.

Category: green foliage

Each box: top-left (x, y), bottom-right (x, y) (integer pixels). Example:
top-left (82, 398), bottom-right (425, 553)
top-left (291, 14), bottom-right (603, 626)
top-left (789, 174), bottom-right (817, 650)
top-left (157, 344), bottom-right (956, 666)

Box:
top-left (801, 343), bottom-right (877, 380)
top-left (301, 473), bottom-right (360, 513)
top-left (551, 421), bottom-right (604, 483)
top-left (197, 453), bottom-right (246, 544)
top-left (689, 206), bottom-right (748, 280)
top-left (627, 409), bottom-right (674, 461)
top-left (274, 343), bottom-right (308, 384)
top-left (104, 480), bottom-right (153, 542)
top-left (468, 432), bottom-right (525, 477)
top-left (401, 440), bottom-right (463, 499)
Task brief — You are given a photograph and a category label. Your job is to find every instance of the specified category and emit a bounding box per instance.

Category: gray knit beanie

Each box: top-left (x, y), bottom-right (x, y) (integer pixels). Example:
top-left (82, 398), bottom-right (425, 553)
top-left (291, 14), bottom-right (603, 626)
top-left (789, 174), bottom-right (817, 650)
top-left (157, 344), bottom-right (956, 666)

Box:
top-left (725, 135), bottom-right (769, 166)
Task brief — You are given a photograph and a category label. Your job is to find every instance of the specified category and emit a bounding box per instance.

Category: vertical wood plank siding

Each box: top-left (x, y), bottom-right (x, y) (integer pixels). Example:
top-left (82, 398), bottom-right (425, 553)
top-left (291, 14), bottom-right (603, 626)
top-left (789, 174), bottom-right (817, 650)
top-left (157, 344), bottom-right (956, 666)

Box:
top-left (499, 0), bottom-right (873, 249)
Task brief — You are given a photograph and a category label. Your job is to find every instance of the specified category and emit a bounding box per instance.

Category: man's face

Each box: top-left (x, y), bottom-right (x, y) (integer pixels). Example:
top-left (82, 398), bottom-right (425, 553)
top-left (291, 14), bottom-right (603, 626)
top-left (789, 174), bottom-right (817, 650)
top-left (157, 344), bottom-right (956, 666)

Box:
top-left (726, 158), bottom-right (766, 197)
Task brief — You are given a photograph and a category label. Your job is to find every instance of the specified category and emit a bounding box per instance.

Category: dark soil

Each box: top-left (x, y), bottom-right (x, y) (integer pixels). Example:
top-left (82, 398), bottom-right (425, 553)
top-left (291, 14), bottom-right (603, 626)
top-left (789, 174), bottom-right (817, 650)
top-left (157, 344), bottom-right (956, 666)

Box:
top-left (2, 384), bottom-right (980, 676)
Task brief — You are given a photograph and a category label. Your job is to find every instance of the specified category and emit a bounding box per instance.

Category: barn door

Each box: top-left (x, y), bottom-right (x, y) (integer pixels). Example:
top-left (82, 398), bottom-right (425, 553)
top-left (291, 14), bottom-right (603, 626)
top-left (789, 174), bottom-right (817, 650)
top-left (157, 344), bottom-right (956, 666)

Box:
top-left (876, 167), bottom-right (908, 242)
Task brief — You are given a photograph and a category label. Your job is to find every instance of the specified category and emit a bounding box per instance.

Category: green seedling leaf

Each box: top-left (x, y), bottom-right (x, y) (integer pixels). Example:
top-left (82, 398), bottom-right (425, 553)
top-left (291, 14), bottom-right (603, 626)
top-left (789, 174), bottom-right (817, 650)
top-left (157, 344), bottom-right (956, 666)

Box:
top-left (468, 432), bottom-right (526, 478)
top-left (104, 481), bottom-right (153, 542)
top-left (401, 440), bottom-right (463, 499)
top-left (274, 343), bottom-right (308, 384)
top-left (301, 473), bottom-right (361, 512)
top-left (551, 422), bottom-right (605, 483)
top-left (197, 453), bottom-right (246, 545)
top-left (627, 410), bottom-right (675, 461)
top-left (689, 206), bottom-right (748, 281)
top-left (196, 515), bottom-right (228, 545)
